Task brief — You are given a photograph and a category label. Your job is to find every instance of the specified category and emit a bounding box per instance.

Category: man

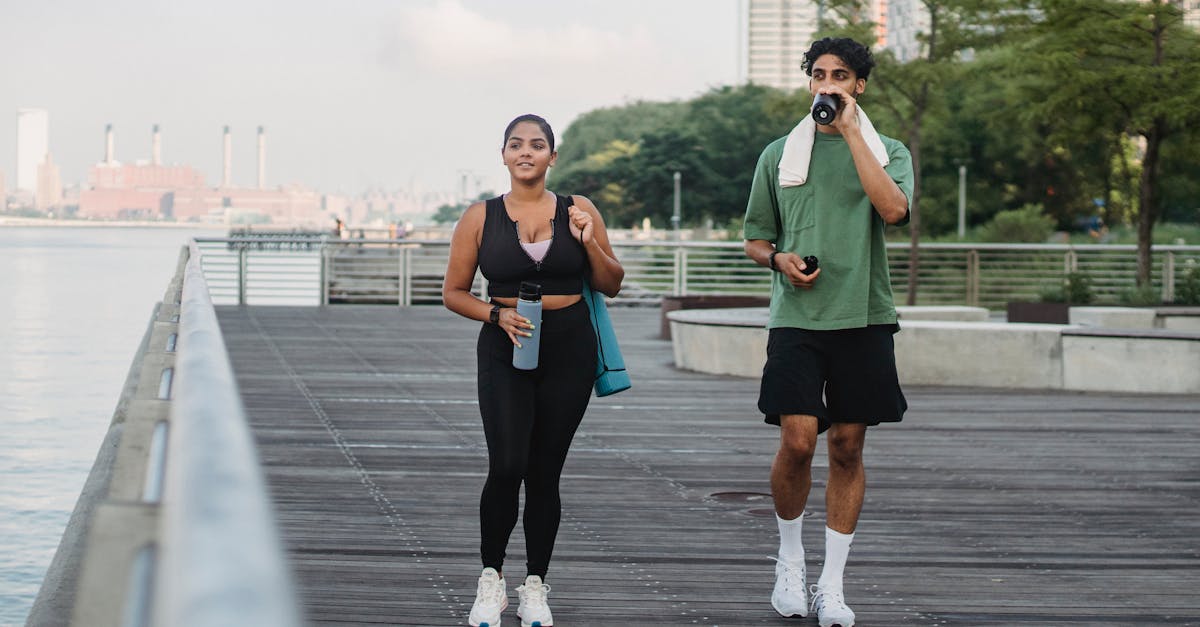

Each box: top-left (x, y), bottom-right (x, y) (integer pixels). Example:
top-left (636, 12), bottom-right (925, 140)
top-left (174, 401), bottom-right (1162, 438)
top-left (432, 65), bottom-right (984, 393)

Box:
top-left (742, 37), bottom-right (912, 627)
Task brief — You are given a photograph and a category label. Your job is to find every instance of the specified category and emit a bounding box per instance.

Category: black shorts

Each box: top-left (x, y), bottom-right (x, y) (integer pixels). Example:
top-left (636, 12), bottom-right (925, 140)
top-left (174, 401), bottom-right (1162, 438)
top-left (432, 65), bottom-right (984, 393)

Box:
top-left (758, 324), bottom-right (907, 432)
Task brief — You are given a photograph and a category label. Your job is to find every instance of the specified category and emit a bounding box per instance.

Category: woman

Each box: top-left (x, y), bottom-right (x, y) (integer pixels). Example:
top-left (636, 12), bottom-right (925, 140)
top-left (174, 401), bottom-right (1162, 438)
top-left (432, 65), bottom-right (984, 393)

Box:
top-left (442, 114), bottom-right (623, 627)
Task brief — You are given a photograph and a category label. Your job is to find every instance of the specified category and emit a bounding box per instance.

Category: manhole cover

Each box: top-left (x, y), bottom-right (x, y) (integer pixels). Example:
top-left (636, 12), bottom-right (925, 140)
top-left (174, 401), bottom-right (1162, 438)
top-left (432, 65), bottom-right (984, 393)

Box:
top-left (744, 507), bottom-right (778, 518)
top-left (708, 491), bottom-right (772, 503)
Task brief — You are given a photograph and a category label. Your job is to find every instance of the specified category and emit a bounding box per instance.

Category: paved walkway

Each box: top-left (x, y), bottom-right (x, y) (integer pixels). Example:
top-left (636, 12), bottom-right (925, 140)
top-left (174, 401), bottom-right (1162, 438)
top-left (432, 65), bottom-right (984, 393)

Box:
top-left (217, 305), bottom-right (1200, 625)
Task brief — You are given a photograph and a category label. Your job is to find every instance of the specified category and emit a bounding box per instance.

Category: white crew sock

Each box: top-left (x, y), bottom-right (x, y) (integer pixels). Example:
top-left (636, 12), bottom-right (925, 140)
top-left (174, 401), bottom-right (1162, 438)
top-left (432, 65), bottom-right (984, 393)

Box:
top-left (817, 526), bottom-right (854, 590)
top-left (776, 514), bottom-right (805, 564)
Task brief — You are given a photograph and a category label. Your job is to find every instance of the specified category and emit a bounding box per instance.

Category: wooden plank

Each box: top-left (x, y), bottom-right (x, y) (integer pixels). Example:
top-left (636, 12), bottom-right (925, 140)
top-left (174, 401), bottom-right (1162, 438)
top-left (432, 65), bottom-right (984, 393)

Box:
top-left (217, 305), bottom-right (1200, 625)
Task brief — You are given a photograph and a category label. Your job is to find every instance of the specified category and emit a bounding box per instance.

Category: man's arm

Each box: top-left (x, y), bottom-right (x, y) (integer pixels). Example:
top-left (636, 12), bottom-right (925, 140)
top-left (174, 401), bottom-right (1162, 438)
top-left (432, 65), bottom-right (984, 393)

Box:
top-left (745, 238), bottom-right (820, 289)
top-left (842, 126), bottom-right (909, 224)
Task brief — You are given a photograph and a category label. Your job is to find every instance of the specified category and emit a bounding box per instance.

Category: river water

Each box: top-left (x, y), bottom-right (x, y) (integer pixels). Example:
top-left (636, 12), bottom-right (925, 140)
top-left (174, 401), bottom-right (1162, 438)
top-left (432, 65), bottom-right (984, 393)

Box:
top-left (0, 225), bottom-right (222, 626)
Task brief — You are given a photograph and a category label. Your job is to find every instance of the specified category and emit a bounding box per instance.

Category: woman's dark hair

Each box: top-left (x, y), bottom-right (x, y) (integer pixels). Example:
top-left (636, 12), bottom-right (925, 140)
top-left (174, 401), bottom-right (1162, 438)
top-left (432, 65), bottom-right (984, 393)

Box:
top-left (802, 37), bottom-right (875, 81)
top-left (503, 114), bottom-right (555, 152)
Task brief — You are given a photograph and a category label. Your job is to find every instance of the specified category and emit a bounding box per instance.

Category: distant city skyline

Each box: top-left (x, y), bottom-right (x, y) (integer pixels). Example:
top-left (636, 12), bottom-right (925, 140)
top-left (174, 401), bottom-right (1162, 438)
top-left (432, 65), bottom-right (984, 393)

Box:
top-left (0, 0), bottom-right (744, 200)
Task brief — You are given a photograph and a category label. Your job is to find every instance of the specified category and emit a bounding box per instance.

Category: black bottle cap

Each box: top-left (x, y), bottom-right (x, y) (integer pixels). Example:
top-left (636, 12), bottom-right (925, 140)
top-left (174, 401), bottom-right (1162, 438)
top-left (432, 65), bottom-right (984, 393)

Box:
top-left (518, 281), bottom-right (542, 301)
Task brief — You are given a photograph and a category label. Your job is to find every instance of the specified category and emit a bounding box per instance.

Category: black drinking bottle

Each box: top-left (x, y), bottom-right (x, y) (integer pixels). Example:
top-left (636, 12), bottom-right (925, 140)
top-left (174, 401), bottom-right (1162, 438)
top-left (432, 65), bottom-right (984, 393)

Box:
top-left (812, 93), bottom-right (838, 125)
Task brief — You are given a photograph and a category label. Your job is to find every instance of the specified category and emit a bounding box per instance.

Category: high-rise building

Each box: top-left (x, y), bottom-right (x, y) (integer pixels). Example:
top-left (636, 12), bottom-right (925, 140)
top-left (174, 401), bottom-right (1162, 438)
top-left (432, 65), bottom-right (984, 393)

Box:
top-left (885, 0), bottom-right (930, 62)
top-left (37, 153), bottom-right (63, 210)
top-left (743, 1), bottom-right (894, 90)
top-left (16, 108), bottom-right (50, 193)
top-left (0, 169), bottom-right (7, 206)
top-left (745, 0), bottom-right (822, 91)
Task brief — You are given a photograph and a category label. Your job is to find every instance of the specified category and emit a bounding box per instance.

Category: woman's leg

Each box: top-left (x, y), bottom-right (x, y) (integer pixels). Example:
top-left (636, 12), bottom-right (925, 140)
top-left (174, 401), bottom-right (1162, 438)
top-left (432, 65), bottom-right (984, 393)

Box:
top-left (477, 323), bottom-right (538, 573)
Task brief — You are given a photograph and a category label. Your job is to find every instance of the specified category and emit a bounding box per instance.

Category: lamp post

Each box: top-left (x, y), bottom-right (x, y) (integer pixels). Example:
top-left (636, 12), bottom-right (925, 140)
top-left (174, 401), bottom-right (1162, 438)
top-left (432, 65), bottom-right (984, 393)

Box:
top-left (957, 162), bottom-right (967, 239)
top-left (672, 171), bottom-right (682, 240)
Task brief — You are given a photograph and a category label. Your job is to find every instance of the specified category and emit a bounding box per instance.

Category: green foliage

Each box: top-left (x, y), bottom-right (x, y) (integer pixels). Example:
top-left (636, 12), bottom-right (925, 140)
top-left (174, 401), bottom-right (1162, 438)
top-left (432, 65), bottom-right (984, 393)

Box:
top-left (1176, 264), bottom-right (1200, 306)
top-left (977, 204), bottom-right (1055, 243)
top-left (1119, 284), bottom-right (1162, 306)
top-left (431, 190), bottom-right (494, 225)
top-left (1039, 271), bottom-right (1094, 305)
top-left (546, 0), bottom-right (1200, 252)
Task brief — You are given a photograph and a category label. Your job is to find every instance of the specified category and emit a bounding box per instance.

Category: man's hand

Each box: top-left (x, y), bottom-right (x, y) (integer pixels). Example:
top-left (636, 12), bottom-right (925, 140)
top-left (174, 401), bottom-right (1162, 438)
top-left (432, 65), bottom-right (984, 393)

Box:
top-left (775, 252), bottom-right (821, 288)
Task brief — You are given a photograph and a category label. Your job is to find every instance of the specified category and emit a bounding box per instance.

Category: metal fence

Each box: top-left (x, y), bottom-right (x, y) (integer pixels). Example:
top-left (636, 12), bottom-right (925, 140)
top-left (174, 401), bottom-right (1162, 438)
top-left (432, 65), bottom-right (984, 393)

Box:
top-left (193, 237), bottom-right (1200, 310)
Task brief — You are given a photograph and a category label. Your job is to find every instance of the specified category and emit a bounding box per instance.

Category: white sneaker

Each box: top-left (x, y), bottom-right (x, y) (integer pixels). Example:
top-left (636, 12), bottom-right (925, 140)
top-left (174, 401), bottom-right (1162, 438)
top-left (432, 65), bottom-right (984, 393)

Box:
top-left (769, 556), bottom-right (808, 617)
top-left (515, 575), bottom-right (553, 627)
top-left (810, 584), bottom-right (856, 627)
top-left (468, 567), bottom-right (508, 627)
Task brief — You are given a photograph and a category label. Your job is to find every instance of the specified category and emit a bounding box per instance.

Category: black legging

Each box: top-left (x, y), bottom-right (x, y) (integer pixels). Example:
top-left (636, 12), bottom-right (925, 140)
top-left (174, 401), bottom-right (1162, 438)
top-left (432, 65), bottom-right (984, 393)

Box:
top-left (476, 299), bottom-right (596, 579)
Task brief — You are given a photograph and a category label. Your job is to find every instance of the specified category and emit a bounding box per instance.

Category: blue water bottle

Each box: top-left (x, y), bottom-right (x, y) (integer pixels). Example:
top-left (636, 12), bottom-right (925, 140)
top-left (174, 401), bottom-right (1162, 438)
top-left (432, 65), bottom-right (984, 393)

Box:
top-left (512, 282), bottom-right (542, 370)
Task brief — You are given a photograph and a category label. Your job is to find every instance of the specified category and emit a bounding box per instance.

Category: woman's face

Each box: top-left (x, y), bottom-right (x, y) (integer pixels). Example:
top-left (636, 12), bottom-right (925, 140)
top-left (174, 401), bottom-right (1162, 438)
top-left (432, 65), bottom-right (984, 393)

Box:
top-left (502, 121), bottom-right (556, 182)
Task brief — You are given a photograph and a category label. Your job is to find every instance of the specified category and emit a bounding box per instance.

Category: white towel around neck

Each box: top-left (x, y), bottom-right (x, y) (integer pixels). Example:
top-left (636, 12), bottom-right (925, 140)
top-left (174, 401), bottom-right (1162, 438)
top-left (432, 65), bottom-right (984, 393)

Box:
top-left (778, 106), bottom-right (890, 187)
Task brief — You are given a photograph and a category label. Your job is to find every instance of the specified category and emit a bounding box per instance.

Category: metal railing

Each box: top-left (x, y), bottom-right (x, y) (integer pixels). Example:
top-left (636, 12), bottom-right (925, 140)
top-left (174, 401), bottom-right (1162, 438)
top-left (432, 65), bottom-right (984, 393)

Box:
top-left (193, 236), bottom-right (1200, 310)
top-left (153, 243), bottom-right (301, 627)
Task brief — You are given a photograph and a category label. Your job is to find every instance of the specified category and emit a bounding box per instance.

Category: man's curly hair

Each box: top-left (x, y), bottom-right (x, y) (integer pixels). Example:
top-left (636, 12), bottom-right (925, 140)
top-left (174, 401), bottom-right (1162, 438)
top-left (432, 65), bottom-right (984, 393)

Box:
top-left (802, 37), bottom-right (875, 81)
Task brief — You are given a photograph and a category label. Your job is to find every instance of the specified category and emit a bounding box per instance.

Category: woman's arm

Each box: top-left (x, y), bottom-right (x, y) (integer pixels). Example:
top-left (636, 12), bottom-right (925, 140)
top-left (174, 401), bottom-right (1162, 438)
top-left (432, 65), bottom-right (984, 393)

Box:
top-left (567, 195), bottom-right (624, 298)
top-left (442, 202), bottom-right (531, 345)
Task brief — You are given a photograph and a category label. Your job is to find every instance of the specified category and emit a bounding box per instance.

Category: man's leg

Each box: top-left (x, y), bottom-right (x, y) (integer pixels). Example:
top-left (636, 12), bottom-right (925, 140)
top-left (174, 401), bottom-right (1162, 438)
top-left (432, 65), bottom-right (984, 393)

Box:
top-left (770, 414), bottom-right (819, 617)
top-left (811, 422), bottom-right (867, 627)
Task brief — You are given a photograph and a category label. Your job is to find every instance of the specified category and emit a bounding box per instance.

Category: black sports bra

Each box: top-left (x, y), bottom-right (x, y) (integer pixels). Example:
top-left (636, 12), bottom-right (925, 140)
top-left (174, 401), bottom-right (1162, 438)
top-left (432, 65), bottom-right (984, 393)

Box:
top-left (478, 194), bottom-right (587, 297)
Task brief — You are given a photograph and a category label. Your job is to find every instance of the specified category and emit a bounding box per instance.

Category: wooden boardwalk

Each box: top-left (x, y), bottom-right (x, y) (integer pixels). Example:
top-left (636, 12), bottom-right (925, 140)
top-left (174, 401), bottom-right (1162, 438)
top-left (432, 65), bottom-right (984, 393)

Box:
top-left (217, 305), bottom-right (1200, 626)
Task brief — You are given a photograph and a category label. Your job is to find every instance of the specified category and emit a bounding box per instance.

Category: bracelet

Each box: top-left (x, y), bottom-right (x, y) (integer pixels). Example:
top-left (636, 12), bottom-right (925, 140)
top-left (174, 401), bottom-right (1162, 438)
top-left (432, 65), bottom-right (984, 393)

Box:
top-left (768, 251), bottom-right (781, 272)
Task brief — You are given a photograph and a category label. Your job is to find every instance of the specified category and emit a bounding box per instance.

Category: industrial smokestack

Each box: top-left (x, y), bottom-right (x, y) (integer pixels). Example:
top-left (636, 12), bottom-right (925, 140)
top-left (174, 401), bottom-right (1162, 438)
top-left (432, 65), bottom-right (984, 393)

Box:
top-left (222, 125), bottom-right (232, 188)
top-left (152, 124), bottom-right (162, 166)
top-left (105, 124), bottom-right (114, 164)
top-left (257, 125), bottom-right (266, 189)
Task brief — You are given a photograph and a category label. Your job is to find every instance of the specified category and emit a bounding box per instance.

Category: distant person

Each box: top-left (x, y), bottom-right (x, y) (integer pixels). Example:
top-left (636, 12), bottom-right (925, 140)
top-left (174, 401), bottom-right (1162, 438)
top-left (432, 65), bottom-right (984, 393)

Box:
top-left (442, 113), bottom-right (624, 627)
top-left (333, 217), bottom-right (347, 240)
top-left (742, 37), bottom-right (913, 627)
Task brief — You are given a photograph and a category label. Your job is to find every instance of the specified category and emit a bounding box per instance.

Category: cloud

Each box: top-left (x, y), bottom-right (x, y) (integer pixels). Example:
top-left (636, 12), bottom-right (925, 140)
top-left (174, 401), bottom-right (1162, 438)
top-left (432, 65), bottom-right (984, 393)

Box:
top-left (380, 0), bottom-right (660, 86)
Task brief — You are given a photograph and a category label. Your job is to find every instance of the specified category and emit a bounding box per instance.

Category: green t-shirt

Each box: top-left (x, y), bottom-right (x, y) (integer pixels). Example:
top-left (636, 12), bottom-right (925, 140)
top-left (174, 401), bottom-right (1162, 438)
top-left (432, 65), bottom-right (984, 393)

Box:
top-left (743, 130), bottom-right (914, 331)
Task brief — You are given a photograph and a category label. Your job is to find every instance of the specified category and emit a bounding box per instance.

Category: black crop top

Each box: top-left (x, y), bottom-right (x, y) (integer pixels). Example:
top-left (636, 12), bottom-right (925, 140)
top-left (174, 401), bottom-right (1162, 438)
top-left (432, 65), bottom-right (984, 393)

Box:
top-left (478, 193), bottom-right (588, 297)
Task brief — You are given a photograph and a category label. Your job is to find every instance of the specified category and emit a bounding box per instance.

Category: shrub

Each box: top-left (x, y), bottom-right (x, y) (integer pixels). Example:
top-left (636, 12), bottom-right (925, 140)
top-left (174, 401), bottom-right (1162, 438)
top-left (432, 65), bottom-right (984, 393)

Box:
top-left (977, 204), bottom-right (1056, 243)
top-left (1120, 284), bottom-right (1161, 306)
top-left (1039, 272), bottom-right (1094, 304)
top-left (1175, 263), bottom-right (1200, 305)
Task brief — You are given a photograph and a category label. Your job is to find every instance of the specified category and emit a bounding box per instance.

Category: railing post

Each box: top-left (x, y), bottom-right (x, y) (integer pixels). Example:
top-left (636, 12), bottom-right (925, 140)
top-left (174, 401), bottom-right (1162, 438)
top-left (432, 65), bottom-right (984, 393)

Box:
top-left (966, 249), bottom-right (980, 307)
top-left (319, 245), bottom-right (329, 306)
top-left (679, 248), bottom-right (689, 296)
top-left (672, 246), bottom-right (683, 295)
top-left (1065, 249), bottom-right (1078, 274)
top-left (399, 247), bottom-right (413, 307)
top-left (1163, 251), bottom-right (1176, 304)
top-left (237, 246), bottom-right (248, 306)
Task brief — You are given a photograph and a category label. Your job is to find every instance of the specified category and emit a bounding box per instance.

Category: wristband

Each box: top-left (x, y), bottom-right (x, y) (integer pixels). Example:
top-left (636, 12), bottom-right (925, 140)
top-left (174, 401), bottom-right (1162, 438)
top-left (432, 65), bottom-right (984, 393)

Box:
top-left (489, 304), bottom-right (501, 324)
top-left (768, 251), bottom-right (781, 272)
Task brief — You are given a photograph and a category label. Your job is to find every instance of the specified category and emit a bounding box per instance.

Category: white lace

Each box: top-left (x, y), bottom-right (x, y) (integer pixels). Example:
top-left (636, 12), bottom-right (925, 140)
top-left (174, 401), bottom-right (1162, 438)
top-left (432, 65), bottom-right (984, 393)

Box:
top-left (517, 579), bottom-right (550, 609)
top-left (475, 573), bottom-right (506, 608)
top-left (810, 584), bottom-right (851, 617)
top-left (768, 555), bottom-right (806, 592)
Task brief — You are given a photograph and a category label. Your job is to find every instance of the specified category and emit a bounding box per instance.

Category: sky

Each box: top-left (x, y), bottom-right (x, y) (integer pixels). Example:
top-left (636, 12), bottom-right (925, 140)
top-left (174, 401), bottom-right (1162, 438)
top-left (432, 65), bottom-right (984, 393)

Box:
top-left (0, 0), bottom-right (742, 199)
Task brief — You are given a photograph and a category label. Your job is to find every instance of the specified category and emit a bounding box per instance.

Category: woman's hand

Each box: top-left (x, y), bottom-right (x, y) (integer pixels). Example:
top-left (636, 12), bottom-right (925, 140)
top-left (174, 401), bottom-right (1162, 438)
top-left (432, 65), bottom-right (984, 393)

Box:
top-left (567, 204), bottom-right (594, 246)
top-left (497, 307), bottom-right (535, 347)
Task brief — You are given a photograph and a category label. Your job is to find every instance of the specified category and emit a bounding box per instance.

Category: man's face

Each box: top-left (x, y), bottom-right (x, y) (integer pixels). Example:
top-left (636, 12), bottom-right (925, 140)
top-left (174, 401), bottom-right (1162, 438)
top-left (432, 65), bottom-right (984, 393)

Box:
top-left (809, 53), bottom-right (866, 99)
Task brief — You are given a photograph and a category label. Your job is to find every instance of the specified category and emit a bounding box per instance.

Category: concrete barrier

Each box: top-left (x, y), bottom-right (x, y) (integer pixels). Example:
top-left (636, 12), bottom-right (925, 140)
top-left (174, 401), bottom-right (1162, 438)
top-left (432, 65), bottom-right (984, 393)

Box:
top-left (1062, 328), bottom-right (1200, 394)
top-left (668, 306), bottom-right (1200, 393)
top-left (894, 320), bottom-right (1066, 389)
top-left (1069, 306), bottom-right (1156, 329)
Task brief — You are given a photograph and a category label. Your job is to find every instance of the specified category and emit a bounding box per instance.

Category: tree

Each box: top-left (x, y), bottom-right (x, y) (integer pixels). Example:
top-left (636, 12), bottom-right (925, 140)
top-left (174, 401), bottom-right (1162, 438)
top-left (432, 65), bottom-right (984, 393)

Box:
top-left (999, 0), bottom-right (1200, 284)
top-left (820, 0), bottom-right (1030, 303)
top-left (431, 190), bottom-right (494, 225)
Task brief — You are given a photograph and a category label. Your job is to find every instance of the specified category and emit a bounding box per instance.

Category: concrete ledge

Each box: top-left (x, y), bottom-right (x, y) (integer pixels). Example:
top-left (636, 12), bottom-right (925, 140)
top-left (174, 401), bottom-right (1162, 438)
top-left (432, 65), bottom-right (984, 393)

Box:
top-left (668, 306), bottom-right (1200, 393)
top-left (898, 306), bottom-right (990, 322)
top-left (895, 320), bottom-right (1065, 389)
top-left (1063, 331), bottom-right (1200, 394)
top-left (1069, 306), bottom-right (1156, 329)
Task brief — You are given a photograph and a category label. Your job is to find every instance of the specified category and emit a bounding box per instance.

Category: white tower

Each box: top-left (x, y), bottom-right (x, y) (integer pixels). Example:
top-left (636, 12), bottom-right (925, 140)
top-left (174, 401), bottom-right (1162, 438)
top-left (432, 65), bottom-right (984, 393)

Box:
top-left (152, 124), bottom-right (162, 165)
top-left (16, 108), bottom-right (50, 192)
top-left (222, 125), bottom-right (232, 188)
top-left (257, 126), bottom-right (266, 190)
top-left (105, 123), bottom-right (115, 164)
